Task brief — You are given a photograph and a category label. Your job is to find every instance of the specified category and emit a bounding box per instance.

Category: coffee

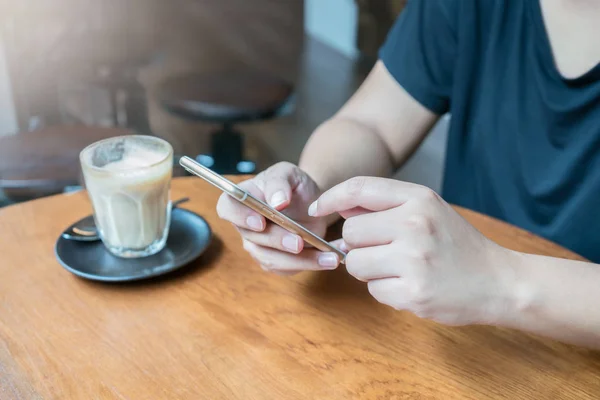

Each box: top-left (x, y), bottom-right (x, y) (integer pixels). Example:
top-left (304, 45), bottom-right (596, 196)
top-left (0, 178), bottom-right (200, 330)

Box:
top-left (80, 136), bottom-right (173, 258)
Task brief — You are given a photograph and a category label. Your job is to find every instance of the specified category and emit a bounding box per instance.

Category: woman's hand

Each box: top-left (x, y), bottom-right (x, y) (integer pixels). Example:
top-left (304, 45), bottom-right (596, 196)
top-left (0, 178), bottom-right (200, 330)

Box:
top-left (309, 177), bottom-right (517, 326)
top-left (216, 162), bottom-right (341, 275)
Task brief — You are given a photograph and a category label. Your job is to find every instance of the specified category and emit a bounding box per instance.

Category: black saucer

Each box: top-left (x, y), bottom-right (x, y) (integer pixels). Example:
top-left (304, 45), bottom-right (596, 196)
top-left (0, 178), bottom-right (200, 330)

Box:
top-left (55, 208), bottom-right (212, 282)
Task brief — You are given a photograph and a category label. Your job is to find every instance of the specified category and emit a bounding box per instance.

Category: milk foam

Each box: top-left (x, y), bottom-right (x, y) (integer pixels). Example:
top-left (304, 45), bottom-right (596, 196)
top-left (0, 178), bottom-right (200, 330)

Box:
top-left (102, 146), bottom-right (166, 172)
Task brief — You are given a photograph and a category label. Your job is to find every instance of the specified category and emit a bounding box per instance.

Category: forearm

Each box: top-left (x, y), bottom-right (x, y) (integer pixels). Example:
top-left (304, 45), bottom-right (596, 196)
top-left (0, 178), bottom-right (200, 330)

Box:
top-left (299, 117), bottom-right (395, 226)
top-left (299, 117), bottom-right (395, 193)
top-left (498, 251), bottom-right (600, 348)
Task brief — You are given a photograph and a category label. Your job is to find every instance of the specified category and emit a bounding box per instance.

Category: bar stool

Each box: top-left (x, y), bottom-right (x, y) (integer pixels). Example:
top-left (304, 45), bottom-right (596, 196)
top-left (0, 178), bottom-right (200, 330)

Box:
top-left (157, 70), bottom-right (294, 175)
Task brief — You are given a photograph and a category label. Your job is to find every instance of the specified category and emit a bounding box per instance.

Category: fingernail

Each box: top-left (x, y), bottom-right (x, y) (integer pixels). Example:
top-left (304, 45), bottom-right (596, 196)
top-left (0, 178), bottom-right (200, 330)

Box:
top-left (308, 201), bottom-right (318, 217)
top-left (282, 234), bottom-right (300, 253)
top-left (246, 215), bottom-right (264, 231)
top-left (339, 241), bottom-right (348, 252)
top-left (318, 253), bottom-right (338, 269)
top-left (270, 191), bottom-right (287, 208)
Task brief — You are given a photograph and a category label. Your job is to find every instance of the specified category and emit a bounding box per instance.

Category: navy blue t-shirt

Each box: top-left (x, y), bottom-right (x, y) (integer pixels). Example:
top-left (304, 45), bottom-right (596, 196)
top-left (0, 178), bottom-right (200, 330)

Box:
top-left (380, 0), bottom-right (600, 261)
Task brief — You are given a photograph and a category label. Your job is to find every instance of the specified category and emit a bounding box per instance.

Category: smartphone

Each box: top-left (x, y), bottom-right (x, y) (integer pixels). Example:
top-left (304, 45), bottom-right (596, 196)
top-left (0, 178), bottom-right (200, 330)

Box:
top-left (179, 156), bottom-right (346, 263)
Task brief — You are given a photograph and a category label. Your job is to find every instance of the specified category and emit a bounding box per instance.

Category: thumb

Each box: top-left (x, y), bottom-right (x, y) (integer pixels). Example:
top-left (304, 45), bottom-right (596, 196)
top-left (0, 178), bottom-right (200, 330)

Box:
top-left (257, 163), bottom-right (303, 211)
top-left (263, 177), bottom-right (294, 210)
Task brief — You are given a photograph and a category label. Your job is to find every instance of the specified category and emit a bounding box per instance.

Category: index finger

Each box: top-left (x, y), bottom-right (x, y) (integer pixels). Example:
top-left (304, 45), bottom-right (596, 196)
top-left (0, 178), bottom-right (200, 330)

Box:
top-left (309, 177), bottom-right (426, 217)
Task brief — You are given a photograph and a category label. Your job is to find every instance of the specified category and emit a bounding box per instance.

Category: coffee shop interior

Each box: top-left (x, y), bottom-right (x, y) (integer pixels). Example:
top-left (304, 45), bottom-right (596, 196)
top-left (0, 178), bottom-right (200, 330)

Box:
top-left (4, 1), bottom-right (600, 398)
top-left (0, 0), bottom-right (452, 207)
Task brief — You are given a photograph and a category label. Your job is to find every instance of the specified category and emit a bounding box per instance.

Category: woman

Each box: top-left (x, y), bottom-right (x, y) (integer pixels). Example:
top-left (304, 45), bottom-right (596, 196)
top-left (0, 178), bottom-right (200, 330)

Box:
top-left (217, 0), bottom-right (600, 348)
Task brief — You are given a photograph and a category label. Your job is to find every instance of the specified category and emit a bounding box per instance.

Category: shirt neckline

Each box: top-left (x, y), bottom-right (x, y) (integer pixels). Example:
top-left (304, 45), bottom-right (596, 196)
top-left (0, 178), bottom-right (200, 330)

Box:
top-left (529, 0), bottom-right (600, 86)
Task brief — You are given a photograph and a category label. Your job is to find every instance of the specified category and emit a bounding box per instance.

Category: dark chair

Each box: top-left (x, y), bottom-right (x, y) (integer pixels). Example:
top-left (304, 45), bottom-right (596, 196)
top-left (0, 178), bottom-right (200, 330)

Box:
top-left (157, 70), bottom-right (294, 175)
top-left (0, 126), bottom-right (127, 201)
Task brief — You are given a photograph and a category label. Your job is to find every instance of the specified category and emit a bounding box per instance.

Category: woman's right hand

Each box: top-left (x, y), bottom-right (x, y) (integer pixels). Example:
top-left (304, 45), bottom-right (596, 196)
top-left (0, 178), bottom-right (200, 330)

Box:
top-left (216, 162), bottom-right (341, 275)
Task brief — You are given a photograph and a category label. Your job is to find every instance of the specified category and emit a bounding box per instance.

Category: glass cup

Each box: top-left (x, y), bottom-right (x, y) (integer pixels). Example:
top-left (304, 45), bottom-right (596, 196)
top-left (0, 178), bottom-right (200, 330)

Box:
top-left (80, 135), bottom-right (173, 258)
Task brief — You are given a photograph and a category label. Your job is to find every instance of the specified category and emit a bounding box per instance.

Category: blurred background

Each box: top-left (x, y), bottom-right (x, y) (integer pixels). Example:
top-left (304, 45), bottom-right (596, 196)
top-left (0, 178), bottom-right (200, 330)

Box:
top-left (0, 0), bottom-right (448, 206)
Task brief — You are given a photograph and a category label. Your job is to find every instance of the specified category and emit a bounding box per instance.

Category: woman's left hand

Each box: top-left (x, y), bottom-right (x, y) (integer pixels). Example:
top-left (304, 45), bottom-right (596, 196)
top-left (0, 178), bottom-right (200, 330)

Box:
top-left (309, 177), bottom-right (517, 326)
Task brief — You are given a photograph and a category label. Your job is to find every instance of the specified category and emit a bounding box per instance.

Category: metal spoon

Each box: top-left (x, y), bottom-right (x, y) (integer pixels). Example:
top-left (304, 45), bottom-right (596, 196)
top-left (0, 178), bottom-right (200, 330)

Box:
top-left (62, 197), bottom-right (190, 242)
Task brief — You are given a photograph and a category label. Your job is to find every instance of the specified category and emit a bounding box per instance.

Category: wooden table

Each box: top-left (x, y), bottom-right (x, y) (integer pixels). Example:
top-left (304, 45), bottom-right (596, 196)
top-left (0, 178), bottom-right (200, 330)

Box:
top-left (1, 177), bottom-right (599, 399)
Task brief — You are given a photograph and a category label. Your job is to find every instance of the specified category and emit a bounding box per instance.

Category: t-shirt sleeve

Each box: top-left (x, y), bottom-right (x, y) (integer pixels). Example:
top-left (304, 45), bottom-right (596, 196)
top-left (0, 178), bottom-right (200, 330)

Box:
top-left (379, 0), bottom-right (459, 114)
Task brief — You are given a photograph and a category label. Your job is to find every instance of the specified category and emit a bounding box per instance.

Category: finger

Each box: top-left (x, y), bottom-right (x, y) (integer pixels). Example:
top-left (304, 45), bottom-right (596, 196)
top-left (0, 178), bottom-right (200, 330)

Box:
top-left (242, 240), bottom-right (340, 271)
top-left (309, 177), bottom-right (433, 217)
top-left (345, 245), bottom-right (402, 281)
top-left (253, 252), bottom-right (304, 277)
top-left (244, 241), bottom-right (300, 276)
top-left (266, 268), bottom-right (301, 277)
top-left (256, 162), bottom-right (304, 210)
top-left (367, 278), bottom-right (409, 311)
top-left (216, 180), bottom-right (266, 231)
top-left (239, 223), bottom-right (305, 254)
top-left (342, 208), bottom-right (399, 249)
top-left (327, 238), bottom-right (351, 256)
top-left (342, 207), bottom-right (437, 249)
top-left (329, 238), bottom-right (347, 252)
top-left (338, 206), bottom-right (372, 219)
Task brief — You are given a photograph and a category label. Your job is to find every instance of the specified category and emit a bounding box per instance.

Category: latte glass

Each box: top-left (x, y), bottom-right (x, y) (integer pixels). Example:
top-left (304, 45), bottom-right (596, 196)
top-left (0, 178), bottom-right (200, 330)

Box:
top-left (80, 135), bottom-right (173, 258)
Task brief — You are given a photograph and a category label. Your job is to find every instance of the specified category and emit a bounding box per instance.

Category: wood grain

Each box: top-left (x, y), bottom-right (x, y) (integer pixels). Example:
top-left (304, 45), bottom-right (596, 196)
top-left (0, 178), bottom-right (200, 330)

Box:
top-left (0, 176), bottom-right (598, 400)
